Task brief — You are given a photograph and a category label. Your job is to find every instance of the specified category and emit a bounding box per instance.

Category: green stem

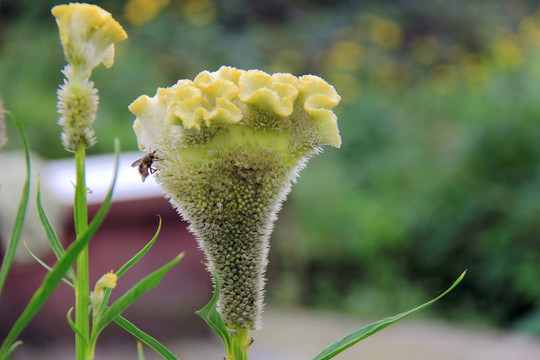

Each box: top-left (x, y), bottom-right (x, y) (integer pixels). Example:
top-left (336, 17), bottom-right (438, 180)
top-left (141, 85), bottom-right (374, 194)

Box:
top-left (226, 329), bottom-right (249, 360)
top-left (74, 145), bottom-right (90, 360)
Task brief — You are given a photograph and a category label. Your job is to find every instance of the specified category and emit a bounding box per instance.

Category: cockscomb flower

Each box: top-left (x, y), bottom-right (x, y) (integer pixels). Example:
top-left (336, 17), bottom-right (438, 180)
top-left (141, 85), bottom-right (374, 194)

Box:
top-left (52, 3), bottom-right (127, 152)
top-left (129, 66), bottom-right (340, 332)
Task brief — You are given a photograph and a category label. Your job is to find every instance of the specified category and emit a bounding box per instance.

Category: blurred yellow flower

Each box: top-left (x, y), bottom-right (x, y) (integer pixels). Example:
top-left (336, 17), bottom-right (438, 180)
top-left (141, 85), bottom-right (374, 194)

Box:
top-left (370, 18), bottom-right (402, 50)
top-left (327, 41), bottom-right (363, 72)
top-left (124, 0), bottom-right (170, 25)
top-left (184, 0), bottom-right (217, 26)
top-left (429, 64), bottom-right (459, 95)
top-left (519, 16), bottom-right (540, 49)
top-left (52, 3), bottom-right (127, 73)
top-left (492, 36), bottom-right (523, 69)
top-left (411, 36), bottom-right (441, 65)
top-left (324, 71), bottom-right (361, 104)
top-left (269, 48), bottom-right (305, 74)
top-left (461, 53), bottom-right (490, 90)
top-left (375, 61), bottom-right (411, 92)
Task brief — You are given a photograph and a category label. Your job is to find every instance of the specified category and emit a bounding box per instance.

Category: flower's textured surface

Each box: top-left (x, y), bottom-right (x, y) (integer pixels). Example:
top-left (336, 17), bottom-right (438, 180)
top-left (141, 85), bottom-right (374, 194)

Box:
top-left (130, 66), bottom-right (340, 331)
top-left (52, 3), bottom-right (126, 152)
top-left (0, 97), bottom-right (6, 150)
top-left (57, 72), bottom-right (99, 150)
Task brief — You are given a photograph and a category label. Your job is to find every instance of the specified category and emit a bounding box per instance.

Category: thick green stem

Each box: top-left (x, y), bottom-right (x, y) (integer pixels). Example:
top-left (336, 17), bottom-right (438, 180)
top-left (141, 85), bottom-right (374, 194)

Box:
top-left (226, 329), bottom-right (250, 360)
top-left (74, 145), bottom-right (90, 360)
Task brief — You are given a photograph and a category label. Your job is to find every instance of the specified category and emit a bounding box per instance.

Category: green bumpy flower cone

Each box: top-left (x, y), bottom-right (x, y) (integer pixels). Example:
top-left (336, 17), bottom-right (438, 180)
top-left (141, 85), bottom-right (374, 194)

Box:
top-left (129, 66), bottom-right (340, 331)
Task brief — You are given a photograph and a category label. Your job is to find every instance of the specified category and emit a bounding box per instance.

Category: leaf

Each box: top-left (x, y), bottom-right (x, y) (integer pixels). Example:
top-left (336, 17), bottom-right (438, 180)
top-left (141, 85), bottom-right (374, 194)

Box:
top-left (0, 112), bottom-right (31, 298)
top-left (195, 269), bottom-right (231, 350)
top-left (312, 270), bottom-right (467, 360)
top-left (0, 139), bottom-right (121, 359)
top-left (96, 217), bottom-right (163, 319)
top-left (137, 341), bottom-right (145, 360)
top-left (36, 179), bottom-right (76, 282)
top-left (22, 241), bottom-right (74, 289)
top-left (93, 253), bottom-right (184, 339)
top-left (5, 341), bottom-right (22, 360)
top-left (66, 308), bottom-right (87, 346)
top-left (113, 315), bottom-right (178, 360)
top-left (117, 216), bottom-right (162, 278)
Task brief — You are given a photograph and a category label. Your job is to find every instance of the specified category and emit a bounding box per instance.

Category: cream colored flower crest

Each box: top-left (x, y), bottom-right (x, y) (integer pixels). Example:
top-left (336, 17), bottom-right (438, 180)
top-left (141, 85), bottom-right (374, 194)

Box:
top-left (130, 66), bottom-right (341, 150)
top-left (52, 3), bottom-right (127, 73)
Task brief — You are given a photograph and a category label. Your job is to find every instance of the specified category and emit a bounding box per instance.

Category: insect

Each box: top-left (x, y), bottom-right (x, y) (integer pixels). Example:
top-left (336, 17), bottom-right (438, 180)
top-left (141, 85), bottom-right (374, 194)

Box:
top-left (131, 150), bottom-right (157, 182)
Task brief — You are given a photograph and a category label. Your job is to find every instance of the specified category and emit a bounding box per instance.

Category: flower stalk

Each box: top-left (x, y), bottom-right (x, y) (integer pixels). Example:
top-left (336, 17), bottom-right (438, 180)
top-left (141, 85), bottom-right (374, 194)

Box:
top-left (52, 3), bottom-right (126, 359)
top-left (227, 329), bottom-right (250, 360)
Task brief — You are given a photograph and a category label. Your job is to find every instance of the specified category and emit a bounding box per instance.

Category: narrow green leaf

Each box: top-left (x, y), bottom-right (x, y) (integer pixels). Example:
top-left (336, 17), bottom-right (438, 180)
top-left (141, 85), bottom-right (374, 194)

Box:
top-left (117, 216), bottom-right (162, 278)
top-left (312, 270), bottom-right (467, 360)
top-left (36, 179), bottom-right (76, 282)
top-left (195, 269), bottom-right (231, 350)
top-left (22, 241), bottom-right (74, 289)
top-left (5, 341), bottom-right (23, 360)
top-left (0, 139), bottom-right (121, 359)
top-left (113, 315), bottom-right (178, 360)
top-left (94, 253), bottom-right (184, 338)
top-left (66, 308), bottom-right (87, 346)
top-left (0, 112), bottom-right (31, 298)
top-left (96, 217), bottom-right (163, 320)
top-left (137, 341), bottom-right (145, 360)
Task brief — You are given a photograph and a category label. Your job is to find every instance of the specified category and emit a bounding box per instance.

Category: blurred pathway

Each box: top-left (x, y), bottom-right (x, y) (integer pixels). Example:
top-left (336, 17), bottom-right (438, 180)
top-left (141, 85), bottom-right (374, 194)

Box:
top-left (13, 308), bottom-right (540, 359)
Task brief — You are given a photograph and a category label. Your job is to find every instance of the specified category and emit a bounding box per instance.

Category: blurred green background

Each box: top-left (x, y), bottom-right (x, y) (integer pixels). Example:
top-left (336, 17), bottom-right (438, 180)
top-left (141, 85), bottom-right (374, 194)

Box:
top-left (2, 0), bottom-right (540, 335)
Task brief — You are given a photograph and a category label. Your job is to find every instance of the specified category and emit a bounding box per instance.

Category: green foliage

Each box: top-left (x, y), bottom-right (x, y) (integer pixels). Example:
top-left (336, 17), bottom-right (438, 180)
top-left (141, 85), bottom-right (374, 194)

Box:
top-left (36, 179), bottom-right (77, 281)
top-left (92, 253), bottom-right (184, 347)
top-left (0, 139), bottom-right (117, 358)
top-left (0, 112), bottom-right (30, 297)
top-left (113, 316), bottom-right (178, 360)
top-left (196, 270), bottom-right (232, 352)
top-left (288, 55), bottom-right (540, 325)
top-left (312, 271), bottom-right (466, 360)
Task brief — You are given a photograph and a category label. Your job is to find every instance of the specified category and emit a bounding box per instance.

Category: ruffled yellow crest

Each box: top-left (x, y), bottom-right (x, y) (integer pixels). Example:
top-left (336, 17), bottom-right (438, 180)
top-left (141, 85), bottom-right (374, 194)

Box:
top-left (130, 87), bottom-right (171, 150)
top-left (130, 66), bottom-right (341, 151)
top-left (52, 3), bottom-right (127, 71)
top-left (165, 75), bottom-right (242, 130)
top-left (238, 70), bottom-right (299, 117)
top-left (299, 75), bottom-right (341, 148)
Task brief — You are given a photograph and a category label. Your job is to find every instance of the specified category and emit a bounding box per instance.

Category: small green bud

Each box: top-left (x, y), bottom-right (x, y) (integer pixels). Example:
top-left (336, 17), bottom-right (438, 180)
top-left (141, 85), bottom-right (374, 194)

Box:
top-left (90, 271), bottom-right (117, 316)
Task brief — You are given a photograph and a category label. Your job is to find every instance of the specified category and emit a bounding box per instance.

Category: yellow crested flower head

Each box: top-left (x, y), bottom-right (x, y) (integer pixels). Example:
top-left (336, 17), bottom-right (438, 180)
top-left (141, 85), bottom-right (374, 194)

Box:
top-left (129, 66), bottom-right (341, 331)
top-left (131, 66), bottom-right (340, 152)
top-left (52, 3), bottom-right (127, 73)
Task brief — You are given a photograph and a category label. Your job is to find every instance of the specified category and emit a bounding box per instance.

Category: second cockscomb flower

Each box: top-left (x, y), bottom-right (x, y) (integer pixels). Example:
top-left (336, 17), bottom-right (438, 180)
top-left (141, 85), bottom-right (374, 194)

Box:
top-left (52, 3), bottom-right (127, 152)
